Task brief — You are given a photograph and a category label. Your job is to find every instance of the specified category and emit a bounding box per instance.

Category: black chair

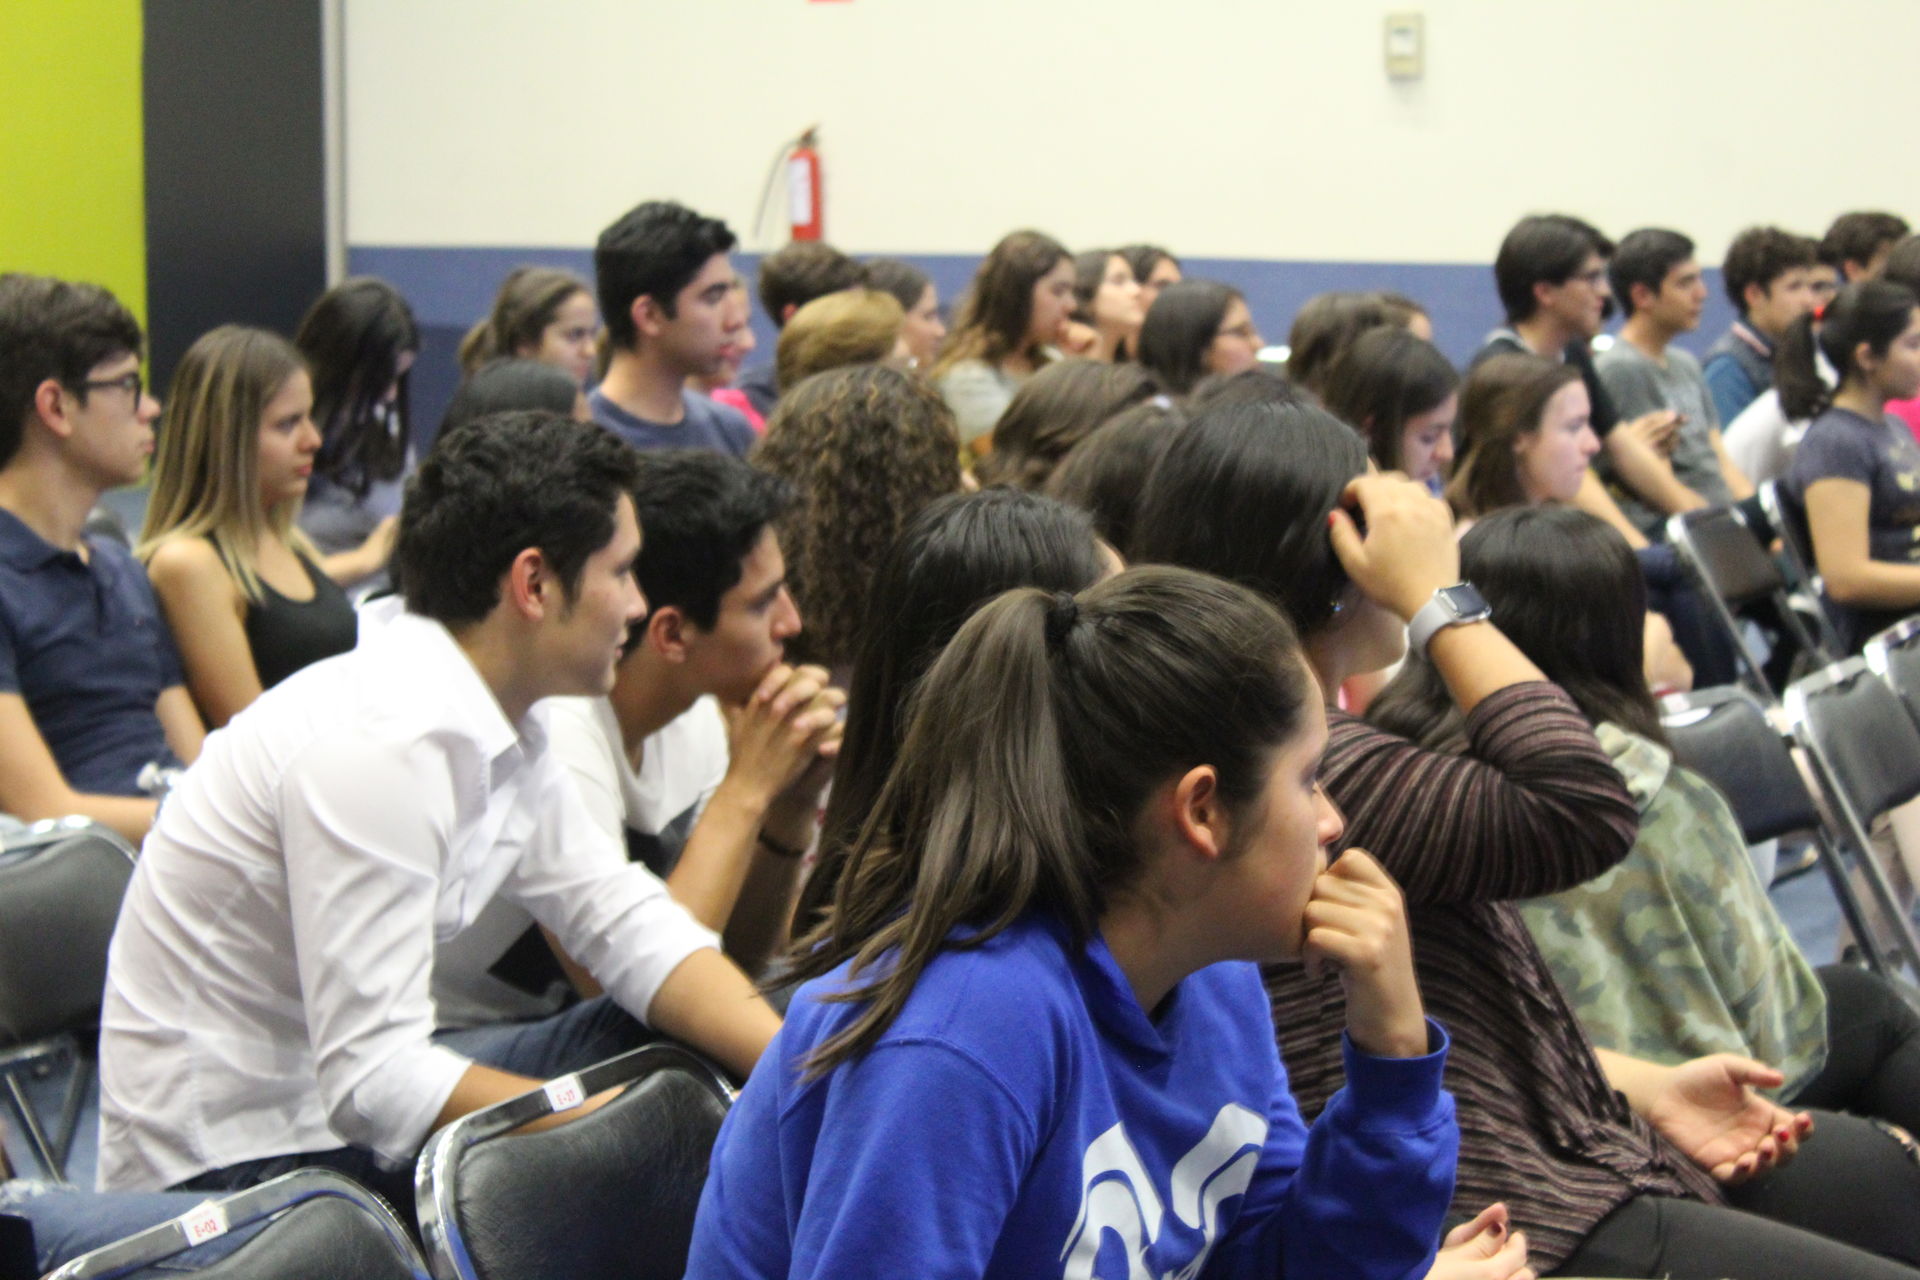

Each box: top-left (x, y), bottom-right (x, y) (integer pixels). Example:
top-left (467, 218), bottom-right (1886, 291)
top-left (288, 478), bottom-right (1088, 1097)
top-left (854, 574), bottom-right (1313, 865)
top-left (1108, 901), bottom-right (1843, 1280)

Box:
top-left (0, 823), bottom-right (136, 1181)
top-left (1659, 685), bottom-right (1884, 964)
top-left (1758, 479), bottom-right (1846, 658)
top-left (1865, 616), bottom-right (1920, 731)
top-left (415, 1042), bottom-right (735, 1280)
top-left (1667, 504), bottom-right (1835, 699)
top-left (1784, 658), bottom-right (1920, 981)
top-left (41, 1168), bottom-right (430, 1279)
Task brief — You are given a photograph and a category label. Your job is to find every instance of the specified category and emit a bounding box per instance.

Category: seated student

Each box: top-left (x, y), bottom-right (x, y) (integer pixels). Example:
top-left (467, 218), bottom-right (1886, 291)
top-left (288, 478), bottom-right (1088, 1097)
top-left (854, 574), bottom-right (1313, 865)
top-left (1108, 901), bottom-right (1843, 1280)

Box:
top-left (1119, 242), bottom-right (1182, 313)
top-left (293, 277), bottom-right (417, 585)
top-left (1877, 237), bottom-right (1920, 445)
top-left (1065, 248), bottom-right (1146, 362)
top-left (1703, 227), bottom-right (1819, 426)
top-left (97, 412), bottom-right (781, 1212)
top-left (1043, 396), bottom-right (1186, 552)
top-left (931, 230), bottom-right (1075, 447)
top-left (1285, 291), bottom-right (1391, 403)
top-left (435, 448), bottom-right (843, 1024)
top-left (736, 242), bottom-right (866, 419)
top-left (773, 288), bottom-right (906, 393)
top-left (972, 358), bottom-right (1159, 490)
top-left (1596, 228), bottom-right (1755, 538)
top-left (1449, 352), bottom-right (1719, 691)
top-left (1476, 214), bottom-right (1681, 551)
top-left (1319, 326), bottom-right (1459, 494)
top-left (1128, 401), bottom-right (1920, 1278)
top-left (792, 488), bottom-right (1114, 935)
top-left (1783, 279), bottom-right (1920, 653)
top-left (589, 200), bottom-right (758, 457)
top-left (1136, 280), bottom-right (1263, 396)
top-left (688, 274), bottom-right (764, 431)
top-left (0, 274), bottom-right (202, 844)
top-left (691, 567), bottom-right (1459, 1280)
top-left (861, 258), bottom-right (947, 368)
top-left (1372, 504), bottom-right (1920, 1163)
top-left (458, 265), bottom-right (600, 386)
top-left (1820, 210), bottom-right (1911, 286)
top-left (137, 327), bottom-right (357, 730)
top-left (753, 364), bottom-right (962, 671)
top-left (442, 357), bottom-right (591, 435)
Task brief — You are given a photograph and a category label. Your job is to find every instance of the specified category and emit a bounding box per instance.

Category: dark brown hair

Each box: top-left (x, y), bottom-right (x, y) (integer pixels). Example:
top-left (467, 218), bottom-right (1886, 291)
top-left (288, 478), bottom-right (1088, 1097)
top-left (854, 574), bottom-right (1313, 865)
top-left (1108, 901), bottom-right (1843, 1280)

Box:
top-left (1445, 352), bottom-right (1581, 518)
top-left (974, 359), bottom-right (1159, 490)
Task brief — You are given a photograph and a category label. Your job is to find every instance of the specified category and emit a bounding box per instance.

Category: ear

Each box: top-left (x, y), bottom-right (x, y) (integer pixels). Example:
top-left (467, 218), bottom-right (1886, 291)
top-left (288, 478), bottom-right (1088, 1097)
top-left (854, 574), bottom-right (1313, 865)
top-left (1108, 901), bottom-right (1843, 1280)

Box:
top-left (632, 294), bottom-right (665, 341)
top-left (1855, 338), bottom-right (1882, 377)
top-left (502, 546), bottom-right (554, 622)
top-left (30, 378), bottom-right (74, 439)
top-left (1531, 279), bottom-right (1556, 311)
top-left (646, 604), bottom-right (693, 663)
top-left (1630, 280), bottom-right (1657, 313)
top-left (1743, 281), bottom-right (1770, 314)
top-left (1169, 764), bottom-right (1230, 865)
top-left (779, 302), bottom-right (798, 326)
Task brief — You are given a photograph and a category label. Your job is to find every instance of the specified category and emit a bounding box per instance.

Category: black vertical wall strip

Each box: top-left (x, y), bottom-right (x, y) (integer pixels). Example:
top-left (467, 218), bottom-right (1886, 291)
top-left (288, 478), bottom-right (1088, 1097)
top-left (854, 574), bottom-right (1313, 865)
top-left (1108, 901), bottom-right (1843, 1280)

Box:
top-left (143, 0), bottom-right (328, 390)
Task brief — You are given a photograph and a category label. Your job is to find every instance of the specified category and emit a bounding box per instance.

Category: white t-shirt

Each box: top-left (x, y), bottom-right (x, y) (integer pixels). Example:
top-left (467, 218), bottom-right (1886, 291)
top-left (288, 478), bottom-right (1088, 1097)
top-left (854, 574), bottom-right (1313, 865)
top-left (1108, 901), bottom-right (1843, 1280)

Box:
top-left (430, 696), bottom-right (730, 1028)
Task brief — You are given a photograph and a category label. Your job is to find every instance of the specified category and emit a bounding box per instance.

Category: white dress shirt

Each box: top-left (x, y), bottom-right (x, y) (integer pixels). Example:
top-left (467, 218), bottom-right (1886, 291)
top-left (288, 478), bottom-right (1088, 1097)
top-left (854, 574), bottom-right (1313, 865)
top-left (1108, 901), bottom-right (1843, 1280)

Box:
top-left (432, 695), bottom-right (729, 1028)
top-left (96, 611), bottom-right (720, 1191)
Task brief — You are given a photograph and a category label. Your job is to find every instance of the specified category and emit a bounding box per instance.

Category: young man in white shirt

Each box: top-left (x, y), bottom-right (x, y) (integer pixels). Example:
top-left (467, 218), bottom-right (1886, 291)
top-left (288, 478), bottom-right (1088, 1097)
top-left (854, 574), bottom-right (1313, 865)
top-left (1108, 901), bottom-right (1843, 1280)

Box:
top-left (437, 451), bottom-right (841, 1025)
top-left (96, 412), bottom-right (780, 1209)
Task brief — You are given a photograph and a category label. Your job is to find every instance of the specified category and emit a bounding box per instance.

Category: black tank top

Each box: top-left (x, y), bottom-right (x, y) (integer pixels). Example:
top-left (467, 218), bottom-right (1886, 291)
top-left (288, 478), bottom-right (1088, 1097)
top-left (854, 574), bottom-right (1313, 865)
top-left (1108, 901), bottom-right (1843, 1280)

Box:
top-left (243, 551), bottom-right (358, 689)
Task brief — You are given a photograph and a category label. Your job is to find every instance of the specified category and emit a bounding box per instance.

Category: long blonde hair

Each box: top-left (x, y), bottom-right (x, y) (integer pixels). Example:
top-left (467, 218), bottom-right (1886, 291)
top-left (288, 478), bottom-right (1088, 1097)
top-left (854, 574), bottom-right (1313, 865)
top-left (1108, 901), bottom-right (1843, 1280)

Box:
top-left (138, 325), bottom-right (317, 601)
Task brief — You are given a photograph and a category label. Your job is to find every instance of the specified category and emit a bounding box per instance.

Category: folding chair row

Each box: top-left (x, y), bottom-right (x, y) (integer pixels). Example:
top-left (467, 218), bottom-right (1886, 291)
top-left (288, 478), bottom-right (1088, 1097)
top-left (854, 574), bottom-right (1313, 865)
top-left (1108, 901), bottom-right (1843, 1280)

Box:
top-left (45, 1041), bottom-right (735, 1280)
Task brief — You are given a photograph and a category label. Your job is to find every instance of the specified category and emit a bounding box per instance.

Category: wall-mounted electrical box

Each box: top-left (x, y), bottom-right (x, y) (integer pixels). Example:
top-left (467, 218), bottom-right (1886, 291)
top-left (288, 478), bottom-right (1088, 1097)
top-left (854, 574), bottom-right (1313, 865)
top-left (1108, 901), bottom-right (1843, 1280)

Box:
top-left (1385, 12), bottom-right (1424, 80)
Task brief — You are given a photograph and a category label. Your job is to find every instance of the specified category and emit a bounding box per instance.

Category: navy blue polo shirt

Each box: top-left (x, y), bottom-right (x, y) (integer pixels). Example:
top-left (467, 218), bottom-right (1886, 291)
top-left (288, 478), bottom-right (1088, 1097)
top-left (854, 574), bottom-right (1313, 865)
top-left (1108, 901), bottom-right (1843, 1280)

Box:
top-left (0, 509), bottom-right (184, 797)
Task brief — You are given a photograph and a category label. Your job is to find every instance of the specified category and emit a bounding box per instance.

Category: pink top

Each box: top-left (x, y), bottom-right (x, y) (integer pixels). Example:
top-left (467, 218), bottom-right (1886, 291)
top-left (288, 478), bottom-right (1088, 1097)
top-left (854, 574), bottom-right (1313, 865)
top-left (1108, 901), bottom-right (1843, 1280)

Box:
top-left (710, 387), bottom-right (766, 434)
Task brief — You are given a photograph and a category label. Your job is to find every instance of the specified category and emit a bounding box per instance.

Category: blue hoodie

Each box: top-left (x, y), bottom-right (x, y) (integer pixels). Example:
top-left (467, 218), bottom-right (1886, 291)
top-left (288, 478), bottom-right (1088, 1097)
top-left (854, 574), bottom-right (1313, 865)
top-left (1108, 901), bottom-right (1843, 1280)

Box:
top-left (688, 914), bottom-right (1457, 1279)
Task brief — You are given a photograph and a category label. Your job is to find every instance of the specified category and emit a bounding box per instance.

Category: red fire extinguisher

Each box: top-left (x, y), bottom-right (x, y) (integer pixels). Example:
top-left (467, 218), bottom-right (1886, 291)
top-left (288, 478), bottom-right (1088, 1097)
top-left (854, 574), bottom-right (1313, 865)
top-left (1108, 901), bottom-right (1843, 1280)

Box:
top-left (787, 127), bottom-right (823, 241)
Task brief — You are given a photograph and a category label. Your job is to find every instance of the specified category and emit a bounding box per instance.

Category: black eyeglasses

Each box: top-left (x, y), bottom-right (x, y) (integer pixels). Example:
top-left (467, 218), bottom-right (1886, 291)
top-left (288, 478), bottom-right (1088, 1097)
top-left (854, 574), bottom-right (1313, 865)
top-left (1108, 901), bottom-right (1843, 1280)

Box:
top-left (77, 371), bottom-right (144, 401)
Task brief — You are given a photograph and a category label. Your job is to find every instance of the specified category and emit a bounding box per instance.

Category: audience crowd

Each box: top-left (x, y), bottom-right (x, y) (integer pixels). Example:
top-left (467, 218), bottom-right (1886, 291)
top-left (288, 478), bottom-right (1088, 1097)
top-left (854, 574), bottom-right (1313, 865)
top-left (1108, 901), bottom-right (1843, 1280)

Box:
top-left (7, 194), bottom-right (1920, 1280)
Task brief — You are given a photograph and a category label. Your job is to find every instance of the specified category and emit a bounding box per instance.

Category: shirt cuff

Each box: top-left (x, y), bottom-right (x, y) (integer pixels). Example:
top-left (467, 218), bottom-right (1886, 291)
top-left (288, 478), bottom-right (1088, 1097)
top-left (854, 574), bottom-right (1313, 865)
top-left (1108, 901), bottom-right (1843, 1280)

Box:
top-left (367, 1042), bottom-right (474, 1166)
top-left (1337, 1019), bottom-right (1451, 1128)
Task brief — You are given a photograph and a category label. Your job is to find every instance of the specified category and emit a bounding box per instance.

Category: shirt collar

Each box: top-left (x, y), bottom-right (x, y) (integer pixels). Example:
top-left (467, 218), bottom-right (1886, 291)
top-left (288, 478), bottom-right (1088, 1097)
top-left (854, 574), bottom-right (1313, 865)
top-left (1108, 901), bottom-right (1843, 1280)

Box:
top-left (1732, 320), bottom-right (1775, 359)
top-left (0, 508), bottom-right (76, 571)
top-left (377, 609), bottom-right (536, 767)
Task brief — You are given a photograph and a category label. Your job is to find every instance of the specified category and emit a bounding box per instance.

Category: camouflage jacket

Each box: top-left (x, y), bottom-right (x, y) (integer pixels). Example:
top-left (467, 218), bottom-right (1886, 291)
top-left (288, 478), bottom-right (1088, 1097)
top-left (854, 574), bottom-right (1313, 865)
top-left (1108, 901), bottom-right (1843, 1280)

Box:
top-left (1520, 723), bottom-right (1828, 1097)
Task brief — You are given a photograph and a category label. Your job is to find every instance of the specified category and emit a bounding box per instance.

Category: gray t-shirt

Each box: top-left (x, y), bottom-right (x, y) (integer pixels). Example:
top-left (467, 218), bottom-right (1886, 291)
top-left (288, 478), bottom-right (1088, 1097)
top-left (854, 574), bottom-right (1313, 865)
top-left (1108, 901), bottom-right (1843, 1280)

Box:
top-left (1595, 340), bottom-right (1732, 537)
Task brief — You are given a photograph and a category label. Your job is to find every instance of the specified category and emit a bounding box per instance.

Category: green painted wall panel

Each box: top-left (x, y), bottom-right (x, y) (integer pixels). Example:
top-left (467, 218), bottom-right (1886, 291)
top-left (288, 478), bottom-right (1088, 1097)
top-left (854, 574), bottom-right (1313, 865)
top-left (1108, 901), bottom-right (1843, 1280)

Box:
top-left (0, 0), bottom-right (146, 324)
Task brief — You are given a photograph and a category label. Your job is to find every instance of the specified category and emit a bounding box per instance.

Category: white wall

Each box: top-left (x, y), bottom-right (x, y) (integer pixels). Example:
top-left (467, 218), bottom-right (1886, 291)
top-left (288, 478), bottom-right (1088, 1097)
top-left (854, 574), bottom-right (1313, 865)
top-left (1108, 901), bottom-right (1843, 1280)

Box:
top-left (344, 0), bottom-right (1920, 263)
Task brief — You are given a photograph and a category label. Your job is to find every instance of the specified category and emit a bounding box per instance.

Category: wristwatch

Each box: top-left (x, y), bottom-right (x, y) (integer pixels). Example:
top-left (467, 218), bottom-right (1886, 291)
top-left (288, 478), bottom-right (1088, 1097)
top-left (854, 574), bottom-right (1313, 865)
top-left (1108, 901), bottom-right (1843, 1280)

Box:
top-left (1408, 583), bottom-right (1492, 656)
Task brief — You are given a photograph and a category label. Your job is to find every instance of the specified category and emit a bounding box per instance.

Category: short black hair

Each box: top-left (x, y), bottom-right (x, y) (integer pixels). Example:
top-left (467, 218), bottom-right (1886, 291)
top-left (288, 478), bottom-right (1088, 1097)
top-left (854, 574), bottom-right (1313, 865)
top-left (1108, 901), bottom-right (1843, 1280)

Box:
top-left (1494, 214), bottom-right (1614, 323)
top-left (1721, 227), bottom-right (1818, 312)
top-left (440, 358), bottom-right (580, 438)
top-left (1820, 211), bottom-right (1910, 273)
top-left (757, 243), bottom-right (865, 327)
top-left (1608, 228), bottom-right (1695, 319)
top-left (629, 450), bottom-right (796, 629)
top-left (0, 273), bottom-right (143, 469)
top-left (594, 201), bottom-right (738, 349)
top-left (396, 411), bottom-right (641, 627)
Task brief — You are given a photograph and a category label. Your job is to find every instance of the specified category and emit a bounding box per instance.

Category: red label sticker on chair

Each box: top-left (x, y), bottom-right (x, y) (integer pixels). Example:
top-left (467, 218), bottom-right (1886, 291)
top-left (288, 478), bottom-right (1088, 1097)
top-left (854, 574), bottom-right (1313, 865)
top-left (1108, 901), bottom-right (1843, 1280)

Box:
top-left (544, 1073), bottom-right (586, 1111)
top-left (180, 1202), bottom-right (230, 1244)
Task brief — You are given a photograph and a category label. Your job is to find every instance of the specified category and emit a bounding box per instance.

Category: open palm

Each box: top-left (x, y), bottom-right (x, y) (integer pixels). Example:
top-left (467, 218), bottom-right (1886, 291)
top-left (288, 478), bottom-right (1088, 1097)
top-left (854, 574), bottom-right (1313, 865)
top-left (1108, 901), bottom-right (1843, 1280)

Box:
top-left (1638, 1055), bottom-right (1813, 1184)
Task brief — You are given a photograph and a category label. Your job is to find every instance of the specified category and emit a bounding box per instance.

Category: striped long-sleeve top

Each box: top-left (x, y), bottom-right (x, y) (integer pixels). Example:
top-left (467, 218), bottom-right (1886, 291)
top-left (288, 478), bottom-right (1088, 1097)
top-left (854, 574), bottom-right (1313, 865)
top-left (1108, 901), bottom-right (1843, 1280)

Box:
top-left (1267, 682), bottom-right (1722, 1272)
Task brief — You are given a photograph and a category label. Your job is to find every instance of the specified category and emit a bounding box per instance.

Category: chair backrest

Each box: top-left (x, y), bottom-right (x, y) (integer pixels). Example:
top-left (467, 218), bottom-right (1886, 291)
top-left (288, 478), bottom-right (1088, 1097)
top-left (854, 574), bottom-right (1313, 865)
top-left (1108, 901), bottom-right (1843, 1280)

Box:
top-left (1659, 686), bottom-right (1819, 845)
top-left (1668, 504), bottom-right (1784, 607)
top-left (0, 829), bottom-right (135, 1046)
top-left (1788, 657), bottom-right (1920, 821)
top-left (44, 1169), bottom-right (430, 1280)
top-left (1759, 479), bottom-right (1847, 658)
top-left (417, 1042), bottom-right (735, 1280)
top-left (1865, 617), bottom-right (1920, 733)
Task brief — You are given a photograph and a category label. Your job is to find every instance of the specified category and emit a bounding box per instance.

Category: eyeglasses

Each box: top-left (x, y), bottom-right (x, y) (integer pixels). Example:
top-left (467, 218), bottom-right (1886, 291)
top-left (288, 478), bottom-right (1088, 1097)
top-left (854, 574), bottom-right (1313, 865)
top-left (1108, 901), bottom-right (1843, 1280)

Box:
top-left (77, 371), bottom-right (144, 401)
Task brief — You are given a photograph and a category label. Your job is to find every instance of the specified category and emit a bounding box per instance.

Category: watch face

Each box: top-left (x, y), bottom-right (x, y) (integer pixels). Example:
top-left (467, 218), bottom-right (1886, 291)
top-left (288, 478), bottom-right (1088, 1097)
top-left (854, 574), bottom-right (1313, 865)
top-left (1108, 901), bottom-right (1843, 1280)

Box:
top-left (1438, 583), bottom-right (1490, 619)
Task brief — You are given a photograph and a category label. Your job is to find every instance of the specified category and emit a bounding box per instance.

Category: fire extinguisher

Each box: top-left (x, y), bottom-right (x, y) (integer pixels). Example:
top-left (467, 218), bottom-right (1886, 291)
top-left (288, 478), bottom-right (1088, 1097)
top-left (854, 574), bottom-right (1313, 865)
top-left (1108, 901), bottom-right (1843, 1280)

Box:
top-left (787, 127), bottom-right (823, 241)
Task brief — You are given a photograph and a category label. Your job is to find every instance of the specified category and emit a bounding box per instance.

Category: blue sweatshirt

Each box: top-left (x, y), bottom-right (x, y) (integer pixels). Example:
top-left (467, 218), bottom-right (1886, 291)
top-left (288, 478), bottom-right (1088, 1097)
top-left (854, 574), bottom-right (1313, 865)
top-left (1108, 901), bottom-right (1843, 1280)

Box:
top-left (687, 915), bottom-right (1457, 1280)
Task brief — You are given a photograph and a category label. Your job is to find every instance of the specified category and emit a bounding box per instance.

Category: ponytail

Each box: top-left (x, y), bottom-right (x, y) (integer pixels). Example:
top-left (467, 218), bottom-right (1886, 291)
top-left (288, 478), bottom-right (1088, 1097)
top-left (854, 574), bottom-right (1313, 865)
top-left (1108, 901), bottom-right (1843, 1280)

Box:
top-left (791, 566), bottom-right (1311, 1077)
top-left (456, 317), bottom-right (503, 374)
top-left (459, 266), bottom-right (591, 376)
top-left (1777, 280), bottom-right (1920, 421)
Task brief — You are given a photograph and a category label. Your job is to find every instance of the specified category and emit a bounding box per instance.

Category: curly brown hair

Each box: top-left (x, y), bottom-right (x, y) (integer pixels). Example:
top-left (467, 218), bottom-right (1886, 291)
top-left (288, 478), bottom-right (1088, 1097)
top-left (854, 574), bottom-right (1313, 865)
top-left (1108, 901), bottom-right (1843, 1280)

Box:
top-left (753, 365), bottom-right (962, 666)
